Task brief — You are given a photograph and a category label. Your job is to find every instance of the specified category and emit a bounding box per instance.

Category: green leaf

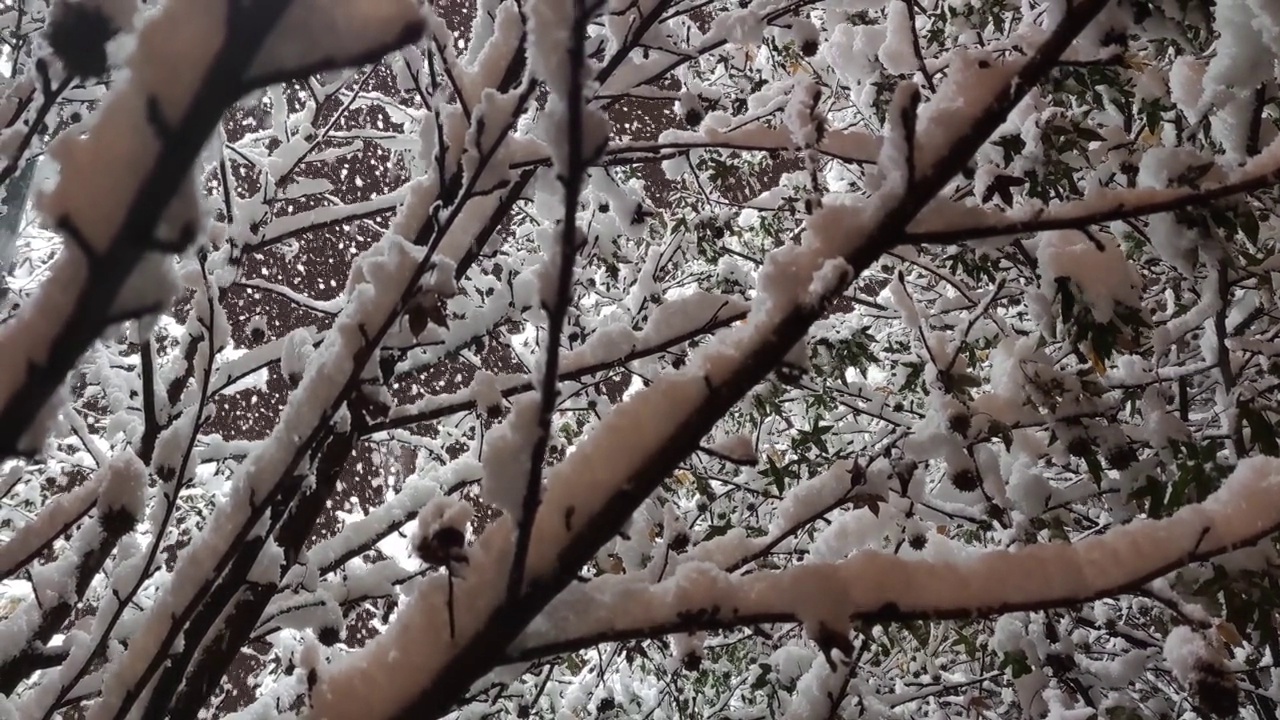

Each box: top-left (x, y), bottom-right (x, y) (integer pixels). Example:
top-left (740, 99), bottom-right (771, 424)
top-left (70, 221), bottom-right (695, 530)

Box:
top-left (1239, 209), bottom-right (1261, 242)
top-left (1074, 126), bottom-right (1106, 143)
top-left (1056, 277), bottom-right (1075, 321)
top-left (1000, 651), bottom-right (1033, 679)
top-left (1243, 405), bottom-right (1280, 456)
top-left (1082, 449), bottom-right (1106, 486)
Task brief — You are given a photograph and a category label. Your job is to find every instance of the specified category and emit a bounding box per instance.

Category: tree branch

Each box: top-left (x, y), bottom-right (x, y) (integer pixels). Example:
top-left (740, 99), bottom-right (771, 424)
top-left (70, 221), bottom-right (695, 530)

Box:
top-left (508, 0), bottom-right (594, 602)
top-left (506, 458), bottom-right (1280, 664)
top-left (907, 162), bottom-right (1280, 246)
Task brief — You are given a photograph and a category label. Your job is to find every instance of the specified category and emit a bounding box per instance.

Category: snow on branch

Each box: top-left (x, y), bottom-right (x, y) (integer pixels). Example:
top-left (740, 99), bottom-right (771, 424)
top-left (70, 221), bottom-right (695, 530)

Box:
top-left (249, 189), bottom-right (407, 255)
top-left (11, 0), bottom-right (1277, 715)
top-left (510, 457), bottom-right (1280, 661)
top-left (88, 236), bottom-right (425, 720)
top-left (536, 124), bottom-right (883, 170)
top-left (506, 0), bottom-right (608, 605)
top-left (0, 0), bottom-right (427, 715)
top-left (0, 451), bottom-right (144, 695)
top-left (90, 19), bottom-right (533, 715)
top-left (281, 458), bottom-right (481, 589)
top-left (244, 0), bottom-right (426, 91)
top-left (0, 477), bottom-right (99, 582)
top-left (0, 0), bottom-right (423, 460)
top-left (147, 429), bottom-right (360, 718)
top-left (309, 2), bottom-right (1117, 718)
top-left (374, 292), bottom-right (746, 434)
top-left (908, 136), bottom-right (1280, 246)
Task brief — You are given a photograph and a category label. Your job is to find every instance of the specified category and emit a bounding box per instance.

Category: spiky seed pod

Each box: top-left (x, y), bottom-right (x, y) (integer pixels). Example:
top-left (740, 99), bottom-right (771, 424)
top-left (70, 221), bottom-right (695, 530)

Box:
top-left (47, 3), bottom-right (117, 79)
top-left (950, 468), bottom-right (981, 493)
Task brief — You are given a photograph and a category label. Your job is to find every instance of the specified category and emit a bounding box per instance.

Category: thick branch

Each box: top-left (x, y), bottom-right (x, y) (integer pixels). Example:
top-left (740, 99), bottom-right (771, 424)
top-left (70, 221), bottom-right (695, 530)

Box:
top-left (0, 1), bottom-right (296, 459)
top-left (507, 457), bottom-right (1280, 663)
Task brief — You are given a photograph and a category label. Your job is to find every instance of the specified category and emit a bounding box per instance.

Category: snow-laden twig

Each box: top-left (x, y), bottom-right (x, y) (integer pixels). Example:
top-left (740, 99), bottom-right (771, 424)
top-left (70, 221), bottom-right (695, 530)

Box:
top-left (506, 0), bottom-right (601, 603)
top-left (372, 293), bottom-right (747, 434)
top-left (152, 429), bottom-right (358, 719)
top-left (0, 451), bottom-right (144, 694)
top-left (0, 477), bottom-right (98, 582)
top-left (511, 124), bottom-right (883, 170)
top-left (38, 256), bottom-right (222, 719)
top-left (55, 2), bottom-right (425, 718)
top-left (907, 142), bottom-right (1280, 245)
top-left (0, 0), bottom-right (424, 462)
top-left (92, 13), bottom-right (528, 718)
top-left (280, 459), bottom-right (480, 591)
top-left (508, 456), bottom-right (1280, 662)
top-left (0, 67), bottom-right (74, 189)
top-left (257, 562), bottom-right (427, 643)
top-left (249, 190), bottom-right (406, 255)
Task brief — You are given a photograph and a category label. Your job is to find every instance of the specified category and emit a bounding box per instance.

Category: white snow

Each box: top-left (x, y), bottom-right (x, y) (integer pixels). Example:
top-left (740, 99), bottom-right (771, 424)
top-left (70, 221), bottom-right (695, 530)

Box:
top-left (1201, 0), bottom-right (1280, 113)
top-left (468, 371), bottom-right (504, 411)
top-left (650, 123), bottom-right (880, 165)
top-left (480, 395), bottom-right (541, 518)
top-left (384, 291), bottom-right (749, 429)
top-left (1035, 230), bottom-right (1142, 323)
top-left (0, 480), bottom-right (99, 580)
top-left (8, 2), bottom-right (1273, 719)
top-left (1169, 56), bottom-right (1207, 122)
top-left (90, 194), bottom-right (434, 720)
top-left (0, 0), bottom-right (228, 453)
top-left (1163, 625), bottom-right (1211, 685)
top-left (96, 449), bottom-right (148, 519)
top-left (247, 0), bottom-right (425, 85)
top-left (771, 461), bottom-right (858, 536)
top-left (878, 0), bottom-right (919, 76)
top-left (510, 458), bottom-right (1280, 658)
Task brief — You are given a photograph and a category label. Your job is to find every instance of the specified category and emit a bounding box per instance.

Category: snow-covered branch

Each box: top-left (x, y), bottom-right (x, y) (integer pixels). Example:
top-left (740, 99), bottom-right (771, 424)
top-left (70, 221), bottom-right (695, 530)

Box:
top-left (4, 0), bottom-right (1280, 716)
top-left (505, 0), bottom-right (607, 603)
top-left (309, 2), bottom-right (1116, 717)
top-left (908, 146), bottom-right (1280, 246)
top-left (0, 0), bottom-right (424, 460)
top-left (0, 451), bottom-right (143, 694)
top-left (0, 478), bottom-right (97, 581)
top-left (510, 457), bottom-right (1280, 662)
top-left (372, 292), bottom-right (746, 434)
top-left (150, 429), bottom-right (359, 719)
top-left (511, 124), bottom-right (883, 171)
